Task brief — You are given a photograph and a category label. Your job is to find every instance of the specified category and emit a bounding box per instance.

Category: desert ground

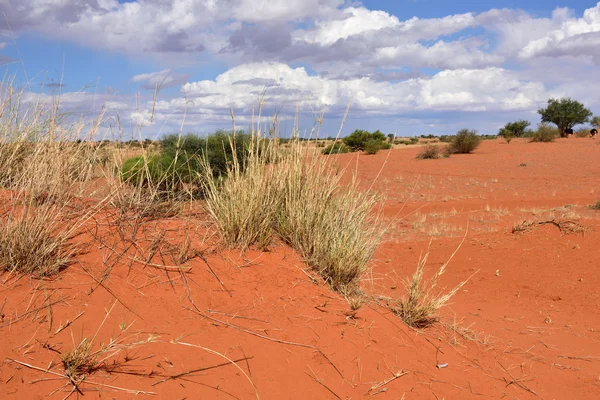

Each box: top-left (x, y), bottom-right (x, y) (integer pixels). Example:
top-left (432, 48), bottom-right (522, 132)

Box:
top-left (2, 137), bottom-right (600, 399)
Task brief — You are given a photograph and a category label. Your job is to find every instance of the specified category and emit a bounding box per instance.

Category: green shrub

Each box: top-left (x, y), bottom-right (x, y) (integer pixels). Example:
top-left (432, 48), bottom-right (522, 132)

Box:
top-left (322, 142), bottom-right (350, 155)
top-left (417, 144), bottom-right (441, 159)
top-left (161, 131), bottom-right (251, 178)
top-left (499, 120), bottom-right (531, 139)
top-left (409, 137), bottom-right (419, 144)
top-left (379, 141), bottom-right (392, 150)
top-left (449, 129), bottom-right (481, 154)
top-left (120, 154), bottom-right (191, 192)
top-left (364, 139), bottom-right (382, 155)
top-left (589, 201), bottom-right (600, 210)
top-left (342, 129), bottom-right (387, 151)
top-left (530, 123), bottom-right (558, 142)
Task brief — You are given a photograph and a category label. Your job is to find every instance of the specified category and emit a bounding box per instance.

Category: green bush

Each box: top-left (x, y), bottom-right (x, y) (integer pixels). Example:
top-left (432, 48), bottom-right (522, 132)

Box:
top-left (322, 142), bottom-right (350, 155)
top-left (499, 120), bottom-right (530, 139)
top-left (364, 139), bottom-right (382, 155)
top-left (120, 154), bottom-right (191, 191)
top-left (530, 123), bottom-right (558, 142)
top-left (449, 129), bottom-right (481, 154)
top-left (161, 131), bottom-right (251, 178)
top-left (342, 129), bottom-right (387, 151)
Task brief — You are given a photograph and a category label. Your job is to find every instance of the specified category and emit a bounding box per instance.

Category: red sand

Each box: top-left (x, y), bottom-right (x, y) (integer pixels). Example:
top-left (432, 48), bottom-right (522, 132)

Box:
top-left (2, 137), bottom-right (600, 399)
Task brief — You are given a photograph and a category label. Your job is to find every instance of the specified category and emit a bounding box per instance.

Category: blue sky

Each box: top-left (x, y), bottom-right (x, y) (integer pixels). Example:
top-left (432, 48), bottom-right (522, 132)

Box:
top-left (2, 1), bottom-right (600, 137)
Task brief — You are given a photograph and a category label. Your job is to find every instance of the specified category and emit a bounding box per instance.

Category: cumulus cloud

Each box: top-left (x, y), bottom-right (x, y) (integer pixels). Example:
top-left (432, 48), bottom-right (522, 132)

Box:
top-left (519, 3), bottom-right (600, 62)
top-left (175, 62), bottom-right (546, 116)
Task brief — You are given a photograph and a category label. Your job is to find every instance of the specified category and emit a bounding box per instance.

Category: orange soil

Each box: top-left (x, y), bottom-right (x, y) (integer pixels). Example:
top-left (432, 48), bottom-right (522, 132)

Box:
top-left (1, 137), bottom-right (600, 399)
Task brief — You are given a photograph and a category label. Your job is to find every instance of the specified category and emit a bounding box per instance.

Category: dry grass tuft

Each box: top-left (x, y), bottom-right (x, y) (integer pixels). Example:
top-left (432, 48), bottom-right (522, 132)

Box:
top-left (0, 76), bottom-right (109, 278)
top-left (393, 236), bottom-right (475, 328)
top-left (62, 338), bottom-right (100, 387)
top-left (202, 108), bottom-right (385, 295)
top-left (0, 206), bottom-right (79, 277)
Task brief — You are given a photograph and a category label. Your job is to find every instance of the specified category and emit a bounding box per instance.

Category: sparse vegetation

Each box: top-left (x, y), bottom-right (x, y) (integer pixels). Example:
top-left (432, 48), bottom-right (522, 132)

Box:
top-left (575, 128), bottom-right (591, 138)
top-left (530, 123), bottom-right (558, 142)
top-left (590, 201), bottom-right (600, 210)
top-left (417, 144), bottom-right (442, 159)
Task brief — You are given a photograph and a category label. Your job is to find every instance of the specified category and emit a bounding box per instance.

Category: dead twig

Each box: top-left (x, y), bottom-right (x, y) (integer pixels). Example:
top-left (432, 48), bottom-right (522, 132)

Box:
top-left (366, 371), bottom-right (409, 395)
top-left (152, 356), bottom-right (253, 386)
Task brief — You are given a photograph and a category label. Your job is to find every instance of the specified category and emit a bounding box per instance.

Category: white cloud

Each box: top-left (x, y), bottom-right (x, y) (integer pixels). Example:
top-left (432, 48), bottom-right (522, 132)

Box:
top-left (519, 3), bottom-right (600, 62)
top-left (293, 6), bottom-right (401, 46)
top-left (176, 62), bottom-right (546, 115)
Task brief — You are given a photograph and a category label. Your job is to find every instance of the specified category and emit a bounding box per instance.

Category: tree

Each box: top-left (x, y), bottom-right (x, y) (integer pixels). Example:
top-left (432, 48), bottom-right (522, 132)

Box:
top-left (343, 129), bottom-right (387, 151)
top-left (387, 133), bottom-right (395, 142)
top-left (591, 116), bottom-right (600, 128)
top-left (537, 98), bottom-right (592, 137)
top-left (498, 120), bottom-right (531, 140)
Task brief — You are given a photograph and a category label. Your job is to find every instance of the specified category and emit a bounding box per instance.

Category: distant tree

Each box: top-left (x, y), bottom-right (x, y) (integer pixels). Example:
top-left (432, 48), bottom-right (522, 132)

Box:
top-left (342, 129), bottom-right (387, 151)
top-left (371, 130), bottom-right (386, 142)
top-left (538, 98), bottom-right (592, 137)
top-left (342, 130), bottom-right (371, 151)
top-left (498, 120), bottom-right (531, 140)
top-left (387, 133), bottom-right (395, 142)
top-left (591, 116), bottom-right (600, 128)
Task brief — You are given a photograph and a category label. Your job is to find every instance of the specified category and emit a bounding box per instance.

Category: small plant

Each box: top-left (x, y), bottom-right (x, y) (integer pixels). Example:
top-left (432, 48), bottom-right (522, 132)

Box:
top-left (62, 339), bottom-right (99, 388)
top-left (530, 123), bottom-right (558, 142)
top-left (519, 163), bottom-right (527, 167)
top-left (322, 141), bottom-right (350, 155)
top-left (393, 243), bottom-right (474, 328)
top-left (448, 129), bottom-right (481, 154)
top-left (417, 144), bottom-right (441, 159)
top-left (409, 137), bottom-right (419, 145)
top-left (589, 201), bottom-right (600, 210)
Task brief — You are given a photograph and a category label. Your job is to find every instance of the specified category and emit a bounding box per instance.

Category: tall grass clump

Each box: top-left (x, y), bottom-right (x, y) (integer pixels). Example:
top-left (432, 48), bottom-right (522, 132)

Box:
top-left (448, 129), bottom-right (481, 154)
top-left (0, 207), bottom-right (78, 277)
top-left (0, 75), bottom-right (106, 277)
top-left (202, 111), bottom-right (385, 295)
